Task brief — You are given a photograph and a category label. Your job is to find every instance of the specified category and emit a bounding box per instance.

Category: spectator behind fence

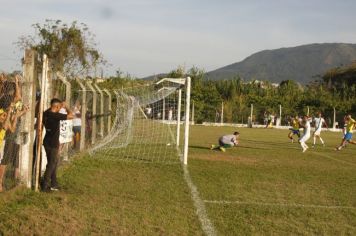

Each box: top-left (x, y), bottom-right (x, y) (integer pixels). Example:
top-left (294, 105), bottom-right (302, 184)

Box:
top-left (72, 100), bottom-right (82, 150)
top-left (0, 73), bottom-right (6, 95)
top-left (41, 98), bottom-right (74, 192)
top-left (0, 104), bottom-right (28, 192)
top-left (0, 75), bottom-right (22, 110)
top-left (0, 74), bottom-right (28, 192)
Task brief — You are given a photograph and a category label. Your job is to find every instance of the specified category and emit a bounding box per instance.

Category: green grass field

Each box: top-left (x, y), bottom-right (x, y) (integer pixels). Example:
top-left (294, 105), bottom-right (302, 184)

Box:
top-left (189, 126), bottom-right (356, 235)
top-left (0, 126), bottom-right (355, 235)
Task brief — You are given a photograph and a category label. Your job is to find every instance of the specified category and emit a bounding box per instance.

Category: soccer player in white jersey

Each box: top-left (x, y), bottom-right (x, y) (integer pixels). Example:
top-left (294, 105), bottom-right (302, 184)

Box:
top-left (299, 115), bottom-right (311, 152)
top-left (312, 112), bottom-right (328, 147)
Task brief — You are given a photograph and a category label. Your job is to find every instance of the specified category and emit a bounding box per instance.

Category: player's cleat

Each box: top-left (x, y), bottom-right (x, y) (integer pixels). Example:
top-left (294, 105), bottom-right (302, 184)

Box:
top-left (50, 186), bottom-right (60, 191)
top-left (210, 144), bottom-right (216, 150)
top-left (302, 147), bottom-right (308, 153)
top-left (219, 147), bottom-right (226, 152)
top-left (335, 146), bottom-right (341, 151)
top-left (312, 144), bottom-right (315, 148)
top-left (291, 139), bottom-right (294, 143)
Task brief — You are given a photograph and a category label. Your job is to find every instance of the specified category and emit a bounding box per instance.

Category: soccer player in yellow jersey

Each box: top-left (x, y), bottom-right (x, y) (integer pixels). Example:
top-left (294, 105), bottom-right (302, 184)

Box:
top-left (288, 115), bottom-right (301, 143)
top-left (336, 114), bottom-right (356, 150)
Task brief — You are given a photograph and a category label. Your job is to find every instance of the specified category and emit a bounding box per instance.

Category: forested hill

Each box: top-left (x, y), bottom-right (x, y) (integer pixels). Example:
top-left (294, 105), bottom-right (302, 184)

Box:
top-left (206, 43), bottom-right (356, 84)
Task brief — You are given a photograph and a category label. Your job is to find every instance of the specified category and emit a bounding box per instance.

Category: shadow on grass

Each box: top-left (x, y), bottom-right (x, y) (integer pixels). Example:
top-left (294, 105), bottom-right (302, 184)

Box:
top-left (190, 144), bottom-right (273, 151)
top-left (241, 139), bottom-right (302, 150)
top-left (237, 145), bottom-right (273, 150)
top-left (189, 145), bottom-right (211, 150)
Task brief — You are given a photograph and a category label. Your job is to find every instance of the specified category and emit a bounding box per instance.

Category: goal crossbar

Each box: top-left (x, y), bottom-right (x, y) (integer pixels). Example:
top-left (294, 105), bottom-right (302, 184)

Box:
top-left (88, 77), bottom-right (191, 165)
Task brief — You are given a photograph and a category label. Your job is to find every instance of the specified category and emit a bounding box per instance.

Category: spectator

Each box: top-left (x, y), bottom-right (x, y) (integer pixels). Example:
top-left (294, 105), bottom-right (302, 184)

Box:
top-left (0, 75), bottom-right (22, 110)
top-left (0, 73), bottom-right (6, 95)
top-left (0, 104), bottom-right (28, 192)
top-left (168, 107), bottom-right (173, 121)
top-left (145, 106), bottom-right (152, 118)
top-left (72, 100), bottom-right (82, 150)
top-left (41, 98), bottom-right (74, 192)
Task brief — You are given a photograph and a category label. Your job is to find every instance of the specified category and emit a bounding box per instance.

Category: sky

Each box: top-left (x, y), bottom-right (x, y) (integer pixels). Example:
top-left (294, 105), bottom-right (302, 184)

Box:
top-left (1, 0), bottom-right (356, 78)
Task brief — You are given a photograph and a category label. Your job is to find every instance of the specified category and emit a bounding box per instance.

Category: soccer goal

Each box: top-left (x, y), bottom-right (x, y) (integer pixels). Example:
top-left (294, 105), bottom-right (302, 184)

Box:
top-left (89, 77), bottom-right (191, 165)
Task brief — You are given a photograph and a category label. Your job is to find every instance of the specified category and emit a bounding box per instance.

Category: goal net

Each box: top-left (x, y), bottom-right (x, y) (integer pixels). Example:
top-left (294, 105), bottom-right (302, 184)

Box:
top-left (89, 78), bottom-right (190, 164)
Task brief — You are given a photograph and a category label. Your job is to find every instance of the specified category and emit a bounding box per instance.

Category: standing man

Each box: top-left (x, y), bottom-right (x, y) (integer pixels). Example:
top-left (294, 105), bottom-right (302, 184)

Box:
top-left (336, 114), bottom-right (356, 151)
top-left (312, 112), bottom-right (328, 147)
top-left (42, 98), bottom-right (74, 192)
top-left (299, 116), bottom-right (311, 153)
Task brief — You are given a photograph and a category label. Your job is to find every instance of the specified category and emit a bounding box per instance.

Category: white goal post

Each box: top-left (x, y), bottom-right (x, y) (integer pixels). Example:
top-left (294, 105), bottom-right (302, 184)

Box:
top-left (88, 77), bottom-right (192, 165)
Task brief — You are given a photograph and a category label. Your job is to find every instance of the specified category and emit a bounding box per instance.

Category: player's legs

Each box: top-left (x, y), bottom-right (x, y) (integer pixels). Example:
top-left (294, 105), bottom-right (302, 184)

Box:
top-left (300, 141), bottom-right (308, 152)
top-left (336, 139), bottom-right (347, 150)
top-left (211, 139), bottom-right (228, 151)
top-left (220, 143), bottom-right (233, 152)
top-left (288, 131), bottom-right (294, 141)
top-left (289, 130), bottom-right (299, 143)
top-left (299, 135), bottom-right (310, 152)
top-left (313, 129), bottom-right (324, 147)
top-left (319, 136), bottom-right (325, 145)
top-left (313, 135), bottom-right (316, 146)
top-left (336, 133), bottom-right (352, 150)
top-left (348, 139), bottom-right (356, 145)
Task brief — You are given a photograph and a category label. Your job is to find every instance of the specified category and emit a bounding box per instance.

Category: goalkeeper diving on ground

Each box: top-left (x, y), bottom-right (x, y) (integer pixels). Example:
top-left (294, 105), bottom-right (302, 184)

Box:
top-left (210, 131), bottom-right (240, 152)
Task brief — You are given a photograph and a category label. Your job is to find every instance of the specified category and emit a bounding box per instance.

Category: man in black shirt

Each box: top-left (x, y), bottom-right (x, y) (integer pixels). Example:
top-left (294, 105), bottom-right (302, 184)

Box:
top-left (42, 98), bottom-right (74, 192)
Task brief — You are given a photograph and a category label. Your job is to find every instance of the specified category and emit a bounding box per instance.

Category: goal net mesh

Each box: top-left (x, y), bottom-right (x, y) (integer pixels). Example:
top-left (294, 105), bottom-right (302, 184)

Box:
top-left (89, 80), bottom-right (186, 164)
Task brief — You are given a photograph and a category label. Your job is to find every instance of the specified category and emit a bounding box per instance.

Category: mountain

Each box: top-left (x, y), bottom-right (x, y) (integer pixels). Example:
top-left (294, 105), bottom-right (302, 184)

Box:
top-left (206, 43), bottom-right (356, 84)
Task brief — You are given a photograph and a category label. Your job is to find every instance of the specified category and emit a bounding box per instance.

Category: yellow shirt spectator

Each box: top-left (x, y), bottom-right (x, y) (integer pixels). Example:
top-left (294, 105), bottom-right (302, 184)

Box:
top-left (0, 128), bottom-right (5, 149)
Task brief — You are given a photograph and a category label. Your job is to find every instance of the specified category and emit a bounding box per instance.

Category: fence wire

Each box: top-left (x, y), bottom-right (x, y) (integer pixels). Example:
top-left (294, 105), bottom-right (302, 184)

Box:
top-left (0, 73), bottom-right (28, 191)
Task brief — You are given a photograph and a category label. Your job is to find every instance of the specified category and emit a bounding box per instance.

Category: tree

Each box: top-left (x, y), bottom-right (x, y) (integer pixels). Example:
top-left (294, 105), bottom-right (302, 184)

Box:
top-left (16, 19), bottom-right (105, 77)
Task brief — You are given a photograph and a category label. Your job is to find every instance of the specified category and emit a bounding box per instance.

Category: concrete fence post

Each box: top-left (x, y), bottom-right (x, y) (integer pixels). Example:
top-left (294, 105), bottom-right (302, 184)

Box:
top-left (76, 79), bottom-right (87, 151)
top-left (93, 83), bottom-right (104, 138)
top-left (19, 49), bottom-right (37, 188)
top-left (103, 89), bottom-right (112, 133)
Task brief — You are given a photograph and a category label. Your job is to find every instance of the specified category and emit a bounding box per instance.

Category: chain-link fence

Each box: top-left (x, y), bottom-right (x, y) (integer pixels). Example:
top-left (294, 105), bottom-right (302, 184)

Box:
top-left (0, 50), bottom-right (116, 192)
top-left (0, 73), bottom-right (29, 191)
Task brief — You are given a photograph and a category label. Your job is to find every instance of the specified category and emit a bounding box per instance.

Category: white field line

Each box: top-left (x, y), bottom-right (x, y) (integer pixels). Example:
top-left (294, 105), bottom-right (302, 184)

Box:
top-left (204, 200), bottom-right (356, 210)
top-left (183, 165), bottom-right (217, 236)
top-left (312, 151), bottom-right (356, 167)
